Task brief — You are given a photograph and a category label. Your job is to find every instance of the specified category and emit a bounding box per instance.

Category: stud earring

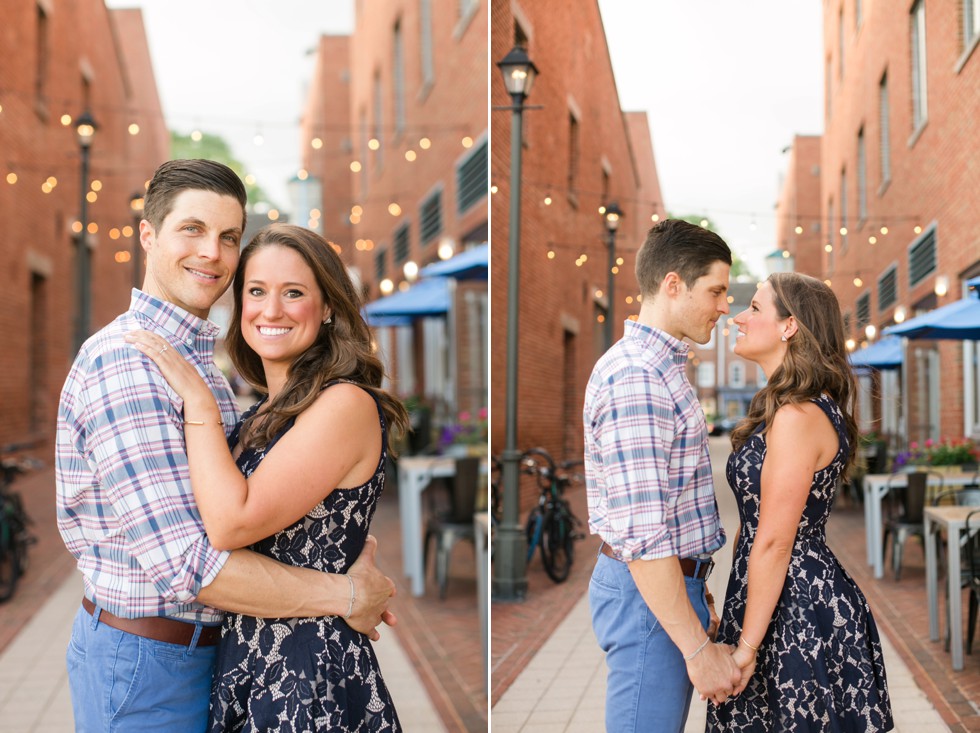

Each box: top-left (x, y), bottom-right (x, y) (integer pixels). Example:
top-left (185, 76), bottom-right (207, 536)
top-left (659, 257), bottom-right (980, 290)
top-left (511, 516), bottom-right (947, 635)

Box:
top-left (323, 316), bottom-right (332, 325)
top-left (781, 334), bottom-right (787, 342)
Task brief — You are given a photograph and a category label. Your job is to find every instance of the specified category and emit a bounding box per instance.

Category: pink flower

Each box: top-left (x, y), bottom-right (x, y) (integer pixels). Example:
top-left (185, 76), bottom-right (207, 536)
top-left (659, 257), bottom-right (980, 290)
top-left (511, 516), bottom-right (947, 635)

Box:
top-left (479, 407), bottom-right (488, 420)
top-left (459, 411), bottom-right (471, 422)
top-left (910, 441), bottom-right (919, 450)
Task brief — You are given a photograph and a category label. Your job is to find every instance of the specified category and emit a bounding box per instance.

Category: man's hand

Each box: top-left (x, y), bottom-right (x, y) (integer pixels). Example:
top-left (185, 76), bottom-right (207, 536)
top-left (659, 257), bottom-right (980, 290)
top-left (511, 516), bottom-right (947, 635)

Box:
top-left (687, 642), bottom-right (741, 705)
top-left (345, 535), bottom-right (397, 640)
top-left (706, 596), bottom-right (720, 641)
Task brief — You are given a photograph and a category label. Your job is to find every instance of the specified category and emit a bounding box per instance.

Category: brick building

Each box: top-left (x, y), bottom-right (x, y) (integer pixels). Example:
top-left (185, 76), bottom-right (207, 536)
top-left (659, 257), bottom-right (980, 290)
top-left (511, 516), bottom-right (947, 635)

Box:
top-left (299, 0), bottom-right (488, 421)
top-left (491, 0), bottom-right (667, 508)
top-left (775, 135), bottom-right (824, 279)
top-left (0, 1), bottom-right (168, 452)
top-left (803, 0), bottom-right (980, 446)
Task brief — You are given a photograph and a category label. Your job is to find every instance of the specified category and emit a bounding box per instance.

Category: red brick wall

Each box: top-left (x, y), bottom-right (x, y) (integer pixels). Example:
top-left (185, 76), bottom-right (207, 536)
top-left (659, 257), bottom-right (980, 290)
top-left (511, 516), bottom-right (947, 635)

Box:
top-left (491, 0), bottom-right (666, 509)
top-left (817, 0), bottom-right (980, 442)
top-left (303, 0), bottom-right (488, 296)
top-left (775, 135), bottom-right (823, 279)
top-left (0, 1), bottom-right (168, 452)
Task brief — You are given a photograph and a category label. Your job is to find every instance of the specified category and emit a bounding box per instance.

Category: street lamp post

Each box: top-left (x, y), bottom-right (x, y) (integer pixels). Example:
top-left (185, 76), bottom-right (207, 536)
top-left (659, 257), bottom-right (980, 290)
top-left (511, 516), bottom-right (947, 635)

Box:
top-left (603, 202), bottom-right (623, 351)
top-left (74, 111), bottom-right (97, 353)
top-left (130, 193), bottom-right (145, 290)
top-left (493, 46), bottom-right (538, 601)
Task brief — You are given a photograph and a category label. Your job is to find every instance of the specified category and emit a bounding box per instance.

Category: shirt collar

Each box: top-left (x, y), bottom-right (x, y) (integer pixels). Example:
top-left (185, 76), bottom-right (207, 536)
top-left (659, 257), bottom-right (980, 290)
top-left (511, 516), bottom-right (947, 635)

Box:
top-left (624, 319), bottom-right (691, 366)
top-left (129, 289), bottom-right (222, 352)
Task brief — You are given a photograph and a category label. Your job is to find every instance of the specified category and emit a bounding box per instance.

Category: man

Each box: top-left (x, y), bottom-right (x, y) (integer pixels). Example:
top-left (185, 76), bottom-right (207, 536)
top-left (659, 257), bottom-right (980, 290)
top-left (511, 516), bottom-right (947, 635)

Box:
top-left (584, 218), bottom-right (741, 732)
top-left (56, 159), bottom-right (395, 731)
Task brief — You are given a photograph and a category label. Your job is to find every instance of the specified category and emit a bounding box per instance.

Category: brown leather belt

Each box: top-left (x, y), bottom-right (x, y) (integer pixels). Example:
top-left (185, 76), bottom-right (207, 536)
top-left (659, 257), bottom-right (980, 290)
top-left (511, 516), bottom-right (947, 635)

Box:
top-left (82, 597), bottom-right (222, 647)
top-left (600, 544), bottom-right (714, 579)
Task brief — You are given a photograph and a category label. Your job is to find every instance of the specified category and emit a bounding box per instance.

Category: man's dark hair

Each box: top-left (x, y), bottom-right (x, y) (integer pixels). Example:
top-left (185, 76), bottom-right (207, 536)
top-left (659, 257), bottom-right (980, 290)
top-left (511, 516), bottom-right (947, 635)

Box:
top-left (142, 159), bottom-right (248, 232)
top-left (635, 219), bottom-right (732, 296)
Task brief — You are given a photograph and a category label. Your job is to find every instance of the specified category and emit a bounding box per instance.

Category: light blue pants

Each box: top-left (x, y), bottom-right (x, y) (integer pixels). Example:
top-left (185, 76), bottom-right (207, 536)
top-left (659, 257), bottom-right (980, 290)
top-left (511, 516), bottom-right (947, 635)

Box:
top-left (65, 605), bottom-right (218, 732)
top-left (589, 552), bottom-right (710, 733)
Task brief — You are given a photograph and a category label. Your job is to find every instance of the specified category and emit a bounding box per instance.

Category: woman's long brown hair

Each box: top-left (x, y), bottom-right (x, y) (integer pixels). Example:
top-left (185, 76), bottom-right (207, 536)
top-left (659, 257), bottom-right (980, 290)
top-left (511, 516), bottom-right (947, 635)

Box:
top-left (226, 224), bottom-right (409, 451)
top-left (730, 272), bottom-right (860, 477)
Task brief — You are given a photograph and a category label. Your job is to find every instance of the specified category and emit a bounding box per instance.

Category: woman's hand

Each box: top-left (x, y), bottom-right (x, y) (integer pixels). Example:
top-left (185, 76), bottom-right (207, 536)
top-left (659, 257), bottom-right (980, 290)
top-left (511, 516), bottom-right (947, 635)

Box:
top-left (124, 330), bottom-right (216, 413)
top-left (731, 642), bottom-right (757, 696)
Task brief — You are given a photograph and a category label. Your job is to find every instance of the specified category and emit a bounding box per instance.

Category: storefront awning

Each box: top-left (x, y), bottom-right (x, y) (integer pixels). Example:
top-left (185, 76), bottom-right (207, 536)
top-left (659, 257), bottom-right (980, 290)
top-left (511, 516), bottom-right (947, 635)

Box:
top-left (883, 290), bottom-right (980, 340)
top-left (849, 336), bottom-right (903, 371)
top-left (363, 277), bottom-right (450, 326)
top-left (419, 243), bottom-right (488, 280)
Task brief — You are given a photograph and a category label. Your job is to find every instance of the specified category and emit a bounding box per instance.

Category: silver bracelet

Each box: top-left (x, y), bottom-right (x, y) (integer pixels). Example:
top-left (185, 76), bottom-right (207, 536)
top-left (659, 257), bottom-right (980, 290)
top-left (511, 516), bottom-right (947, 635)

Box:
top-left (344, 575), bottom-right (355, 619)
top-left (683, 636), bottom-right (710, 661)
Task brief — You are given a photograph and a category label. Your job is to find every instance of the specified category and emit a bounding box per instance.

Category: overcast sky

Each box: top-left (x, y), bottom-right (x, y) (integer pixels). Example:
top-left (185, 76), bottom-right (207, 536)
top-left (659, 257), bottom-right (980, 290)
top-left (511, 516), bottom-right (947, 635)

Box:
top-left (105, 0), bottom-right (355, 211)
top-left (597, 1), bottom-right (825, 276)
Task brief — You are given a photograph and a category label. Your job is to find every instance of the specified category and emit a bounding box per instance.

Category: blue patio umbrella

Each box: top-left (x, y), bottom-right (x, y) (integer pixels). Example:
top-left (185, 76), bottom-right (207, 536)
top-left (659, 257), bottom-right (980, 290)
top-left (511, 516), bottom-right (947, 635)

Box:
top-left (850, 335), bottom-right (903, 371)
top-left (363, 277), bottom-right (450, 326)
top-left (883, 284), bottom-right (980, 340)
top-left (419, 243), bottom-right (488, 280)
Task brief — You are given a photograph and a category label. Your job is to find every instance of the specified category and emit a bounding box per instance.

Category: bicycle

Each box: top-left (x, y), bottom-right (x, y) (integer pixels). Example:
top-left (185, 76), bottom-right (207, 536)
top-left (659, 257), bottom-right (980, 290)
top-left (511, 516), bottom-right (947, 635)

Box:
top-left (522, 447), bottom-right (584, 583)
top-left (0, 443), bottom-right (40, 602)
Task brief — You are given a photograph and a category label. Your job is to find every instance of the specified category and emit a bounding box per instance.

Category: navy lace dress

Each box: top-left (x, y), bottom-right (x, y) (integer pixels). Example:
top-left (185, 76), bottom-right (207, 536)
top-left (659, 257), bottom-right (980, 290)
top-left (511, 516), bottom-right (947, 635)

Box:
top-left (706, 395), bottom-right (892, 732)
top-left (208, 386), bottom-right (400, 733)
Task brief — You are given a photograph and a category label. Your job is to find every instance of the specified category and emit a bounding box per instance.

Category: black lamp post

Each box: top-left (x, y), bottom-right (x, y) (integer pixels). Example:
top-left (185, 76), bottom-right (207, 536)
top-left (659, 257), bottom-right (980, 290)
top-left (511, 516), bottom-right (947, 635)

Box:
top-left (603, 202), bottom-right (623, 351)
top-left (130, 192), bottom-right (145, 290)
top-left (74, 110), bottom-right (97, 353)
top-left (493, 45), bottom-right (538, 601)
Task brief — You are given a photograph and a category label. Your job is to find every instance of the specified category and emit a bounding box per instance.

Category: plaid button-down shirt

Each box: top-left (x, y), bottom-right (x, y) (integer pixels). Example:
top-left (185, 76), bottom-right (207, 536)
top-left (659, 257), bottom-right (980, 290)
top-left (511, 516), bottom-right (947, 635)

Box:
top-left (56, 291), bottom-right (240, 622)
top-left (584, 320), bottom-right (724, 562)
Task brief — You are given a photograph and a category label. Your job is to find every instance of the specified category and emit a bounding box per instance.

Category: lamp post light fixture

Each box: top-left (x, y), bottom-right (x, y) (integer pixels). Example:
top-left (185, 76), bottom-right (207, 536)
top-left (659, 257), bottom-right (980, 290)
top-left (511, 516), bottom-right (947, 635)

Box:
top-left (493, 45), bottom-right (538, 601)
top-left (130, 192), bottom-right (145, 290)
top-left (74, 110), bottom-right (97, 353)
top-left (603, 202), bottom-right (624, 351)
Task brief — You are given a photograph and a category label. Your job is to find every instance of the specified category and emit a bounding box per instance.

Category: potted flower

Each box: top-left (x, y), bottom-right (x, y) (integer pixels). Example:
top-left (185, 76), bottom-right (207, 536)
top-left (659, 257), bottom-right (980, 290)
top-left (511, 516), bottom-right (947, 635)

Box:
top-left (438, 408), bottom-right (488, 457)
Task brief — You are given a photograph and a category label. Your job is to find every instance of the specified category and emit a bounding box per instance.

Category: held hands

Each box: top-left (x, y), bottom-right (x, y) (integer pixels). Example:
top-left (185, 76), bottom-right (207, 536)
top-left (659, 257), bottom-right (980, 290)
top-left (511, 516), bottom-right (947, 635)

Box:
top-left (687, 642), bottom-right (742, 705)
top-left (731, 641), bottom-right (758, 697)
top-left (124, 330), bottom-right (215, 410)
top-left (345, 536), bottom-right (397, 641)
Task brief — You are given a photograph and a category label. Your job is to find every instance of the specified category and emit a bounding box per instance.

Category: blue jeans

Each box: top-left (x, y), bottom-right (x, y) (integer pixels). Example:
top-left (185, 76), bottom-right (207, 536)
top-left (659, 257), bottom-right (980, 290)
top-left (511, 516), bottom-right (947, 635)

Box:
top-left (589, 552), bottom-right (710, 733)
top-left (66, 605), bottom-right (218, 732)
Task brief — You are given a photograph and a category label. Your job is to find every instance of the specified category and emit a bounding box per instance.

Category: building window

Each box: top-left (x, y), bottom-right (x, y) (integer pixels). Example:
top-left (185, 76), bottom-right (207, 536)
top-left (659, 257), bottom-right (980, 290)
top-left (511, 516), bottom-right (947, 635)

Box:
top-left (827, 200), bottom-right (835, 272)
top-left (879, 73), bottom-right (891, 184)
top-left (372, 71), bottom-right (383, 170)
top-left (393, 21), bottom-right (405, 135)
top-left (911, 0), bottom-right (928, 130)
top-left (826, 56), bottom-right (833, 119)
top-left (857, 128), bottom-right (867, 221)
top-left (375, 248), bottom-right (388, 281)
top-left (729, 362), bottom-right (745, 389)
top-left (567, 113), bottom-right (580, 194)
top-left (393, 223), bottom-right (410, 265)
top-left (420, 189), bottom-right (443, 243)
top-left (697, 363), bottom-right (715, 389)
top-left (840, 168), bottom-right (848, 252)
top-left (965, 0), bottom-right (980, 48)
top-left (35, 4), bottom-right (49, 107)
top-left (878, 266), bottom-right (898, 311)
top-left (420, 0), bottom-right (434, 87)
top-left (839, 7), bottom-right (845, 78)
top-left (908, 227), bottom-right (937, 288)
top-left (856, 292), bottom-right (871, 331)
top-left (456, 137), bottom-right (487, 214)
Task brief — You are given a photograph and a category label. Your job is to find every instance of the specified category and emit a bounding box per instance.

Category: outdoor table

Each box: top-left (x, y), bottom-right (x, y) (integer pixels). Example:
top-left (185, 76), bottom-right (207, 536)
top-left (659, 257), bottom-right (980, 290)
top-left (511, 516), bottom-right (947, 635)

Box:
top-left (862, 472), bottom-right (978, 579)
top-left (397, 455), bottom-right (487, 597)
top-left (924, 504), bottom-right (980, 670)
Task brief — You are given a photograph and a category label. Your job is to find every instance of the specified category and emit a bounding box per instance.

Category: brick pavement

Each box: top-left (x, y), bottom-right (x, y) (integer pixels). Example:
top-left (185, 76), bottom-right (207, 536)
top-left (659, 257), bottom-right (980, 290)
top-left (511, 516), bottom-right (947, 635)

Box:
top-left (0, 464), bottom-right (486, 732)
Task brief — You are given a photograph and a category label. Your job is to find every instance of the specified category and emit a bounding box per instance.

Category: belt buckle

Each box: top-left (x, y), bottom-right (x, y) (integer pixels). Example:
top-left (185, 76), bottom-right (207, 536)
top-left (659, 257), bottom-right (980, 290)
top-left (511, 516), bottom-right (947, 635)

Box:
top-left (701, 558), bottom-right (715, 580)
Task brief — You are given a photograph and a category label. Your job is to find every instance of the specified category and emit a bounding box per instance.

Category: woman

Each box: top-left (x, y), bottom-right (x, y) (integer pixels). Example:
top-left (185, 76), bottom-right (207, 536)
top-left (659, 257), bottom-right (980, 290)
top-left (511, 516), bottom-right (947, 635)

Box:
top-left (705, 273), bottom-right (892, 732)
top-left (127, 223), bottom-right (408, 732)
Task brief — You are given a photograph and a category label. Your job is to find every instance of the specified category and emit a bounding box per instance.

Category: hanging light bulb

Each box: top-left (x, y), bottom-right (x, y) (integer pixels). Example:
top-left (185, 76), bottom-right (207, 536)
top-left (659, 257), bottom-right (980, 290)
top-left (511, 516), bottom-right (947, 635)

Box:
top-left (894, 306), bottom-right (907, 323)
top-left (191, 129), bottom-right (203, 142)
top-left (795, 225), bottom-right (803, 234)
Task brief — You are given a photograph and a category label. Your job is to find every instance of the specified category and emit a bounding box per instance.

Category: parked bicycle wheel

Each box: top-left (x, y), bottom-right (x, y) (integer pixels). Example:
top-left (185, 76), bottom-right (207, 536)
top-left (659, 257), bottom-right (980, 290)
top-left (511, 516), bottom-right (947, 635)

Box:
top-left (0, 513), bottom-right (19, 602)
top-left (541, 508), bottom-right (574, 582)
top-left (525, 506), bottom-right (544, 564)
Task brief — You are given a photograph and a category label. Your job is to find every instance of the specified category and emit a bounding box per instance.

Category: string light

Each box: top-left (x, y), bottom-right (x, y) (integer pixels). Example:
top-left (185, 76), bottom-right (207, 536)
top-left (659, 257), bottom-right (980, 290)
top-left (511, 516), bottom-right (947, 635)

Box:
top-left (387, 203), bottom-right (402, 216)
top-left (350, 161), bottom-right (362, 172)
top-left (405, 150), bottom-right (417, 161)
top-left (795, 225), bottom-right (803, 234)
top-left (824, 244), bottom-right (833, 252)
top-left (543, 195), bottom-right (552, 205)
top-left (419, 137), bottom-right (431, 149)
top-left (368, 138), bottom-right (380, 150)
top-left (60, 114), bottom-right (72, 126)
top-left (297, 169), bottom-right (309, 180)
top-left (547, 250), bottom-right (555, 259)
top-left (311, 137), bottom-right (323, 149)
top-left (190, 130), bottom-right (203, 142)
top-left (869, 235), bottom-right (877, 244)
top-left (128, 123), bottom-right (140, 135)
top-left (461, 136), bottom-right (473, 148)
top-left (490, 185), bottom-right (498, 194)
top-left (6, 173), bottom-right (17, 184)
